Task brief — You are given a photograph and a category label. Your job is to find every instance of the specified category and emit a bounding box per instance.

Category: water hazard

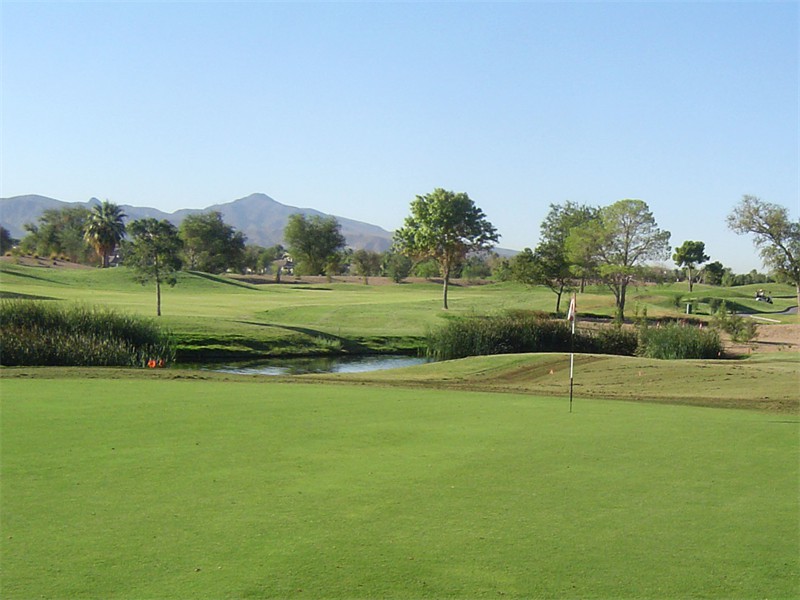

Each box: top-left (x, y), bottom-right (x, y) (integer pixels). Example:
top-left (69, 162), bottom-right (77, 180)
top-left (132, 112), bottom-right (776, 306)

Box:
top-left (200, 355), bottom-right (430, 376)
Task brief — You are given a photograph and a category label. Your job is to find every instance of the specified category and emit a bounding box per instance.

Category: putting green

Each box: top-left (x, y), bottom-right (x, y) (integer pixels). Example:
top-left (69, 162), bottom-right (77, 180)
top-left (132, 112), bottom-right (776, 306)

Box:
top-left (1, 377), bottom-right (797, 598)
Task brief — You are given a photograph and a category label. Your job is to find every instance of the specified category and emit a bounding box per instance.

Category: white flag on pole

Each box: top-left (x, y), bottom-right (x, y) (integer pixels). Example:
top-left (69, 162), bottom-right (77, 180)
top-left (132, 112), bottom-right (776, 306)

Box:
top-left (567, 295), bottom-right (576, 322)
top-left (567, 293), bottom-right (576, 413)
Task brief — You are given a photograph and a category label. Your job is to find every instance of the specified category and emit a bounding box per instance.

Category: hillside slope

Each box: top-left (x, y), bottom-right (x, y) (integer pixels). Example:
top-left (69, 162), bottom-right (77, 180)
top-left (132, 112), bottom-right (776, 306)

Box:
top-left (0, 192), bottom-right (394, 251)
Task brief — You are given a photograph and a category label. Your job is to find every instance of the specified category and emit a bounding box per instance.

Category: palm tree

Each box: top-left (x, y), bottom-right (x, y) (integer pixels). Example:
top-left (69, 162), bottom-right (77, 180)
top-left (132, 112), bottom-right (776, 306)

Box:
top-left (84, 201), bottom-right (127, 267)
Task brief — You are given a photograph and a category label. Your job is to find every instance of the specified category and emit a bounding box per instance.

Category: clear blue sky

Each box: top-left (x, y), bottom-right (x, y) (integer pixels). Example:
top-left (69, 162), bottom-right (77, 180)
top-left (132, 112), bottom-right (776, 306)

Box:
top-left (2, 1), bottom-right (797, 273)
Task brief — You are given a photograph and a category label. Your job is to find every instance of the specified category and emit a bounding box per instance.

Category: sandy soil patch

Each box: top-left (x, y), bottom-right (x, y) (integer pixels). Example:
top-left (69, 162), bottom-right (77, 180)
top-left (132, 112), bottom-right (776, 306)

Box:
top-left (746, 323), bottom-right (800, 352)
top-left (723, 323), bottom-right (800, 356)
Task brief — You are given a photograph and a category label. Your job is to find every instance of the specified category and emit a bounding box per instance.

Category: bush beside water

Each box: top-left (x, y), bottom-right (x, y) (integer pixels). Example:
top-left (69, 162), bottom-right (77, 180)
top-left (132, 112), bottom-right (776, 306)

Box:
top-left (0, 300), bottom-right (175, 367)
top-left (427, 312), bottom-right (720, 361)
top-left (426, 313), bottom-right (570, 360)
top-left (581, 326), bottom-right (639, 356)
top-left (636, 322), bottom-right (722, 359)
top-left (426, 313), bottom-right (637, 360)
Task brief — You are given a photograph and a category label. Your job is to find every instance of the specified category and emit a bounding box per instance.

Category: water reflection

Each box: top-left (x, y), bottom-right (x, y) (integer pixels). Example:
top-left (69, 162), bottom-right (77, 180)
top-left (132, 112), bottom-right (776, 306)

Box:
top-left (202, 355), bottom-right (430, 376)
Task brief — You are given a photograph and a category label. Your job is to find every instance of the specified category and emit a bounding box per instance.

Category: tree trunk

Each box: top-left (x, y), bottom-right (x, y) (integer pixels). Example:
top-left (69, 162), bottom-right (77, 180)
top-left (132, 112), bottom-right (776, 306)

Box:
top-left (442, 264), bottom-right (450, 310)
top-left (156, 279), bottom-right (162, 317)
top-left (615, 281), bottom-right (628, 323)
top-left (688, 266), bottom-right (694, 293)
top-left (796, 282), bottom-right (799, 316)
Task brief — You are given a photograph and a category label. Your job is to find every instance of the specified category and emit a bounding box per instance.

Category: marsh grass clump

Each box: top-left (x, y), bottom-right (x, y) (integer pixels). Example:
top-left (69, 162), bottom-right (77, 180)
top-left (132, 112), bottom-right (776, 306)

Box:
top-left (0, 300), bottom-right (175, 367)
top-left (426, 313), bottom-right (572, 360)
top-left (579, 326), bottom-right (638, 356)
top-left (637, 321), bottom-right (722, 360)
top-left (426, 312), bottom-right (637, 360)
top-left (427, 312), bottom-right (718, 361)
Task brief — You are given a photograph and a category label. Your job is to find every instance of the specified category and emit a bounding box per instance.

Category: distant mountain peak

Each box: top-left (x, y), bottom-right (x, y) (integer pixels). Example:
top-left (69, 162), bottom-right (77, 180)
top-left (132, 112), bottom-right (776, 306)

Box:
top-left (0, 192), bottom-right (395, 252)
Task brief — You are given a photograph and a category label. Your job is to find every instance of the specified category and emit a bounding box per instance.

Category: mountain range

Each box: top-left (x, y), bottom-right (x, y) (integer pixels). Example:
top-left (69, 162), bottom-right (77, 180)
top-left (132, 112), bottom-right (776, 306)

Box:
top-left (0, 193), bottom-right (395, 252)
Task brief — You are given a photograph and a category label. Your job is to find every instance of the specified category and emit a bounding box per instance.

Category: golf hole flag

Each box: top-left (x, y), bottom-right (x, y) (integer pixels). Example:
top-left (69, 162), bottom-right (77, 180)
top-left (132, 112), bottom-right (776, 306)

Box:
top-left (567, 294), bottom-right (576, 412)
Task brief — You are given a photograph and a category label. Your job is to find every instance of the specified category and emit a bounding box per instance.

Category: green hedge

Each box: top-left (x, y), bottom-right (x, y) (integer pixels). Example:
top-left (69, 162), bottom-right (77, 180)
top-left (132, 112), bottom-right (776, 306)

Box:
top-left (0, 300), bottom-right (175, 367)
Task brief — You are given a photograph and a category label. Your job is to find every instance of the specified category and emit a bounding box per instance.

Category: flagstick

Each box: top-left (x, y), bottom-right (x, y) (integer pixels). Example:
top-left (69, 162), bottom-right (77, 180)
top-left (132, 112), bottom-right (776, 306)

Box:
top-left (569, 314), bottom-right (575, 413)
top-left (567, 293), bottom-right (576, 413)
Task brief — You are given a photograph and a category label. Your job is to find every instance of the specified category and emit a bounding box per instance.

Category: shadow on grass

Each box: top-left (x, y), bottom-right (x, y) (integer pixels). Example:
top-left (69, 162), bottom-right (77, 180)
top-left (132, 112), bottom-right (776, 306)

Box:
top-left (237, 321), bottom-right (370, 353)
top-left (186, 271), bottom-right (258, 290)
top-left (0, 268), bottom-right (68, 285)
top-left (0, 291), bottom-right (58, 300)
top-left (176, 321), bottom-right (377, 362)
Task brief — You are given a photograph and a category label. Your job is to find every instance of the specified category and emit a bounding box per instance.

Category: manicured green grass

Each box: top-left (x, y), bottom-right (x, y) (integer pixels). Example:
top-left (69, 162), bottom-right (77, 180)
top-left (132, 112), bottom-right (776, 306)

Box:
top-left (2, 263), bottom-right (796, 359)
top-left (2, 375), bottom-right (797, 599)
top-left (0, 265), bottom-right (556, 357)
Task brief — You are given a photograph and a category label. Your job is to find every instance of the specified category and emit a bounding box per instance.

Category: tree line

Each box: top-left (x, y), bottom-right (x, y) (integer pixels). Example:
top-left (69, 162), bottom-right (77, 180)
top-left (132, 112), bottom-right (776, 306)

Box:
top-left (3, 192), bottom-right (797, 317)
top-left (503, 195), bottom-right (799, 319)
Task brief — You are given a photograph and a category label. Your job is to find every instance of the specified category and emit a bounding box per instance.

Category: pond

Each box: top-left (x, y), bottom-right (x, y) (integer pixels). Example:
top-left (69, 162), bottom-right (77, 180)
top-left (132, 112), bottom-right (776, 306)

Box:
top-left (196, 354), bottom-right (431, 376)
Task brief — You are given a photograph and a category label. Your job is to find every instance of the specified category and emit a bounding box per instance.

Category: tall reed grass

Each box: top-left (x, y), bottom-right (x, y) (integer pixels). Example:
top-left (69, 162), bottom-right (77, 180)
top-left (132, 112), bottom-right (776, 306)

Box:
top-left (426, 312), bottom-right (638, 360)
top-left (637, 322), bottom-right (722, 360)
top-left (0, 300), bottom-right (175, 367)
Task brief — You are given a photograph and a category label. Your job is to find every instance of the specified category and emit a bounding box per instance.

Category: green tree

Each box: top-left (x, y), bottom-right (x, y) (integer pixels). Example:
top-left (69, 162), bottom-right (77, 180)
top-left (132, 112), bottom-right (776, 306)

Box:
top-left (19, 206), bottom-right (93, 262)
top-left (260, 245), bottom-right (286, 281)
top-left (179, 211), bottom-right (246, 274)
top-left (701, 261), bottom-right (725, 286)
top-left (382, 251), bottom-right (413, 283)
top-left (510, 202), bottom-right (599, 311)
top-left (461, 253), bottom-right (493, 281)
top-left (241, 244), bottom-right (265, 274)
top-left (125, 219), bottom-right (183, 316)
top-left (414, 258), bottom-right (442, 280)
top-left (0, 226), bottom-right (14, 254)
top-left (568, 199), bottom-right (670, 322)
top-left (508, 244), bottom-right (572, 313)
top-left (283, 214), bottom-right (347, 276)
top-left (540, 201), bottom-right (600, 293)
top-left (491, 257), bottom-right (513, 282)
top-left (241, 244), bottom-right (285, 276)
top-left (350, 249), bottom-right (382, 285)
top-left (326, 249), bottom-right (350, 280)
top-left (727, 195), bottom-right (800, 309)
top-left (394, 188), bottom-right (498, 309)
top-left (672, 241), bottom-right (709, 292)
top-left (540, 201), bottom-right (600, 243)
top-left (57, 208), bottom-right (94, 263)
top-left (534, 242), bottom-right (574, 313)
top-left (508, 247), bottom-right (537, 281)
top-left (84, 201), bottom-right (126, 267)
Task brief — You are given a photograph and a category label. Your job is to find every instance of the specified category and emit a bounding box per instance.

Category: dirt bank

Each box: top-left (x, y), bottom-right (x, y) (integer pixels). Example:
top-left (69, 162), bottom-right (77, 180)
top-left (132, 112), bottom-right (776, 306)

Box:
top-left (725, 323), bottom-right (800, 355)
